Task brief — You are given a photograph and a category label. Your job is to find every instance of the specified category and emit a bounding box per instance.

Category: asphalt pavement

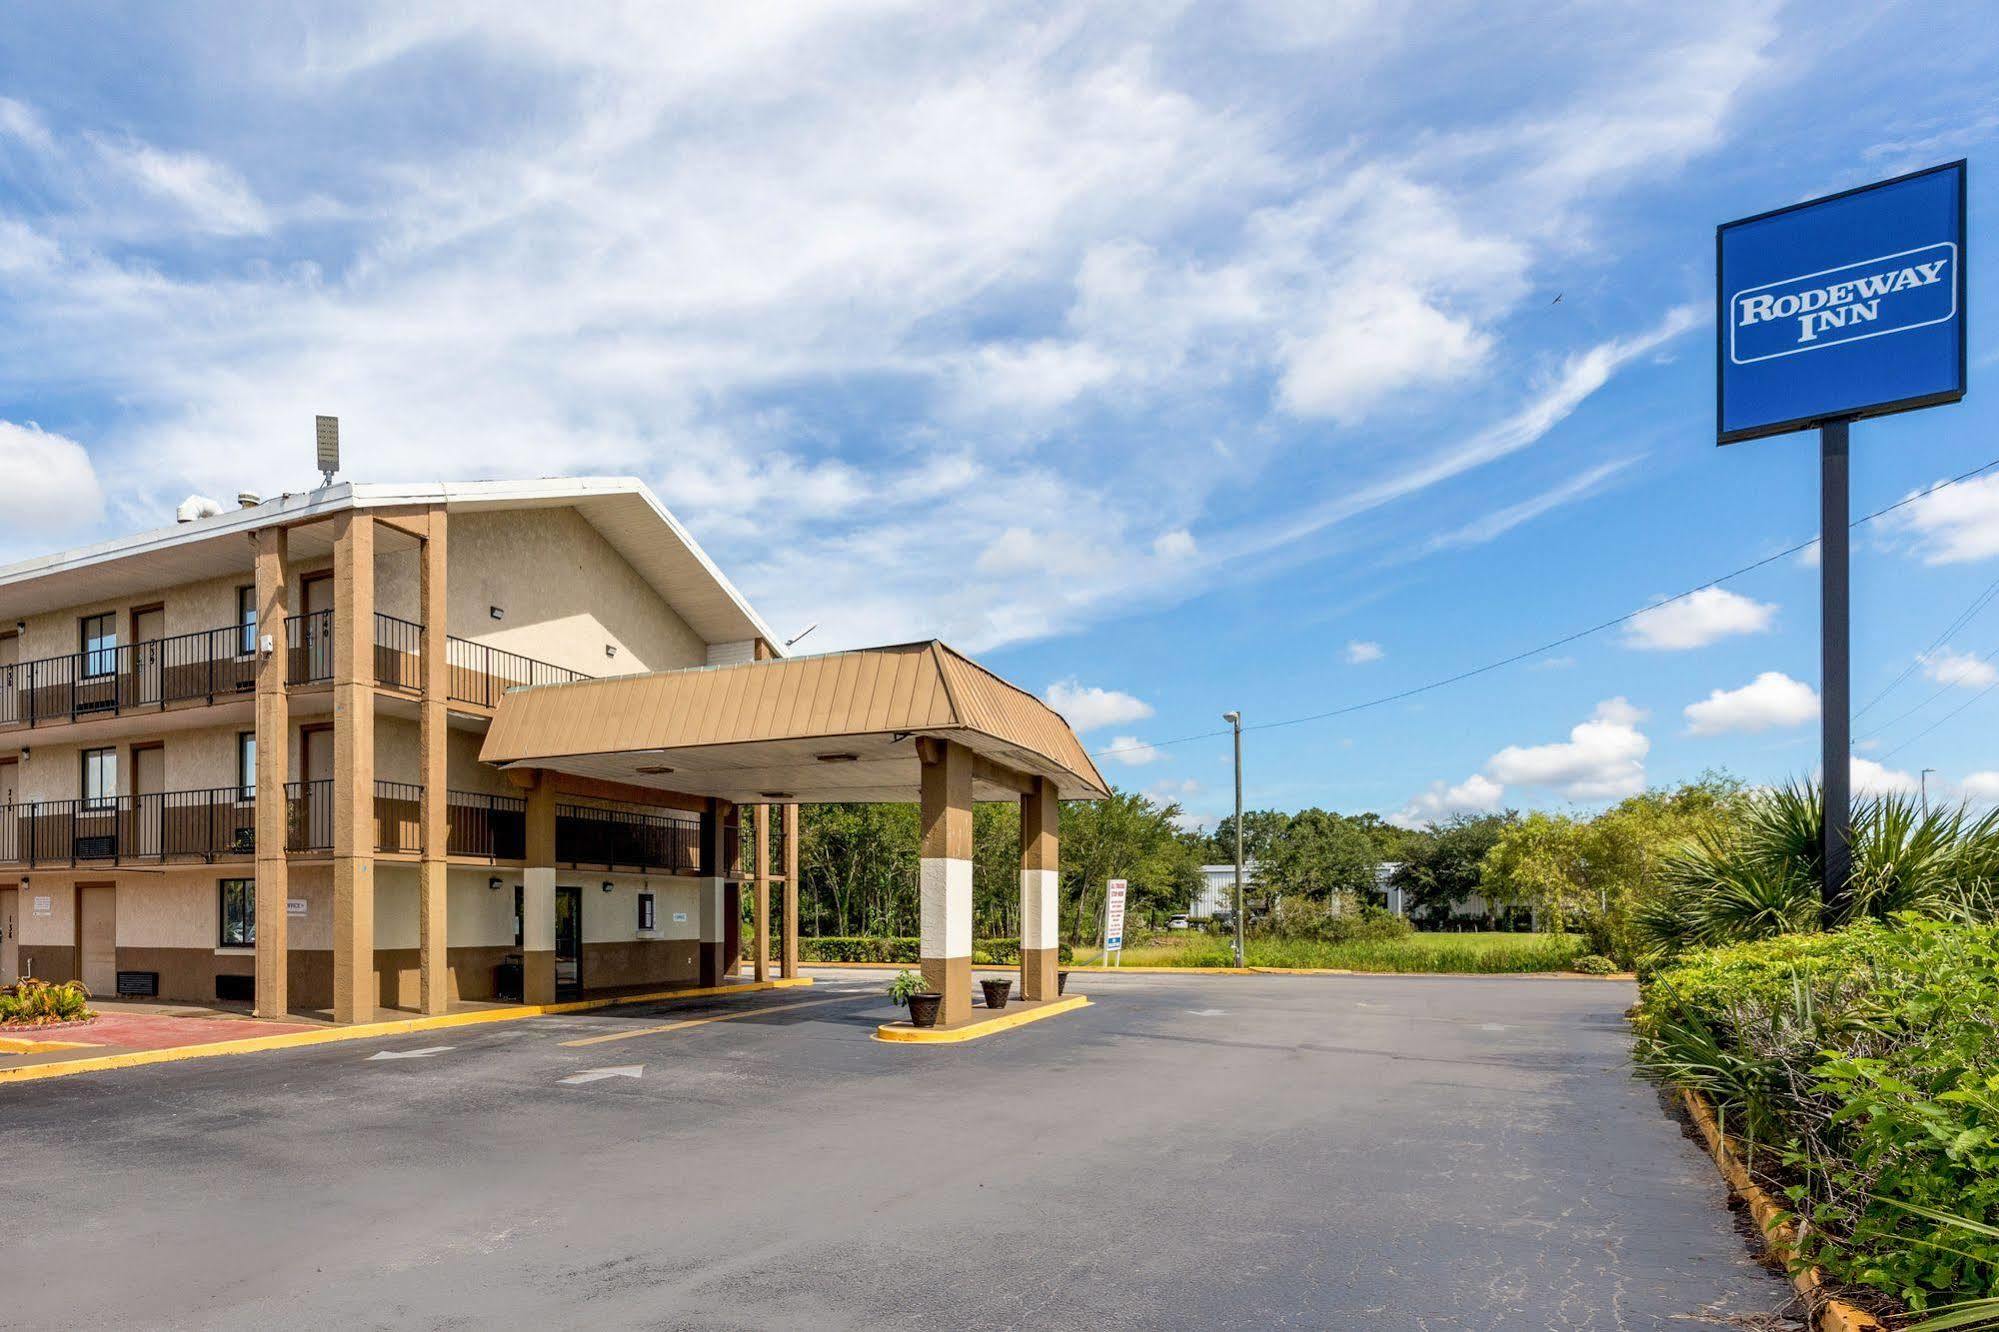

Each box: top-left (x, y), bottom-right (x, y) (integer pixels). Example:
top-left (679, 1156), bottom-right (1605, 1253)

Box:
top-left (0, 969), bottom-right (1797, 1329)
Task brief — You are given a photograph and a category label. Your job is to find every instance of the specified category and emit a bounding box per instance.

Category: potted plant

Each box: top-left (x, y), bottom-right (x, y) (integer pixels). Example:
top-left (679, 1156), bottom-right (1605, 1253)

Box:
top-left (1057, 970), bottom-right (1069, 996)
top-left (980, 977), bottom-right (1012, 1010)
top-left (887, 970), bottom-right (943, 1028)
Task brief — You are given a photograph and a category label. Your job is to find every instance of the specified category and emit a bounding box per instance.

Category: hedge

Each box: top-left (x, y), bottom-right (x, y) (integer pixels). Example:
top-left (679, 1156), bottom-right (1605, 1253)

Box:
top-left (799, 937), bottom-right (1075, 965)
top-left (1633, 918), bottom-right (1999, 1315)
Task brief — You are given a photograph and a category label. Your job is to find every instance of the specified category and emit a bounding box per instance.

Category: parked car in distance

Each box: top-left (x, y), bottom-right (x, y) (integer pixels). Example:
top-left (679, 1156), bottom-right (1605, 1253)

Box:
top-left (1167, 914), bottom-right (1190, 930)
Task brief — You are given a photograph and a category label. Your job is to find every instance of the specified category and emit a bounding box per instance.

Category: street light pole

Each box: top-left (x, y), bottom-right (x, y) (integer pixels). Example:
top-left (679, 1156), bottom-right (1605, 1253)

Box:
top-left (1921, 768), bottom-right (1936, 815)
top-left (1223, 711), bottom-right (1244, 969)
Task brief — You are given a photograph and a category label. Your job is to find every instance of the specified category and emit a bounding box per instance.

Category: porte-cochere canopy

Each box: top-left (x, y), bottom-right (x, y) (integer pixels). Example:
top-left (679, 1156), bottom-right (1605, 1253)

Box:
top-left (478, 639), bottom-right (1111, 804)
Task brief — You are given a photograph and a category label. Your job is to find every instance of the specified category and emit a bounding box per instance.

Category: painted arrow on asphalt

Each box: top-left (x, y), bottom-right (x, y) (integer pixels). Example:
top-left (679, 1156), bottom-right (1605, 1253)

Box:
top-left (1186, 1009), bottom-right (1228, 1017)
top-left (367, 1045), bottom-right (455, 1061)
top-left (558, 1065), bottom-right (644, 1085)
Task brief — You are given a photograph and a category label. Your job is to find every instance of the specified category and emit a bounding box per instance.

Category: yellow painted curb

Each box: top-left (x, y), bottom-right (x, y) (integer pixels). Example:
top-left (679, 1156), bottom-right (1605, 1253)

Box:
top-left (1679, 1088), bottom-right (1885, 1332)
top-left (0, 1033), bottom-right (100, 1055)
top-left (0, 977), bottom-right (814, 1087)
top-left (875, 994), bottom-right (1091, 1044)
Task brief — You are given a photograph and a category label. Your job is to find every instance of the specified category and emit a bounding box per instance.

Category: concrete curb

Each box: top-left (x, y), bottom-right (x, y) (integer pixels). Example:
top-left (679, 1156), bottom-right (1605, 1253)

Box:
top-left (0, 977), bottom-right (815, 1087)
top-left (795, 959), bottom-right (1631, 980)
top-left (874, 994), bottom-right (1092, 1044)
top-left (1679, 1087), bottom-right (1885, 1332)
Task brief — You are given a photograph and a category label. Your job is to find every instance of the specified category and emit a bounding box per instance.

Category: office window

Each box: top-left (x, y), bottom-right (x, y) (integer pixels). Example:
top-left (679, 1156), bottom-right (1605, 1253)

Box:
top-left (219, 878), bottom-right (255, 947)
top-left (237, 731), bottom-right (256, 800)
top-left (81, 747), bottom-right (117, 810)
top-left (80, 612), bottom-right (117, 678)
top-left (638, 892), bottom-right (656, 931)
top-left (237, 585), bottom-right (258, 655)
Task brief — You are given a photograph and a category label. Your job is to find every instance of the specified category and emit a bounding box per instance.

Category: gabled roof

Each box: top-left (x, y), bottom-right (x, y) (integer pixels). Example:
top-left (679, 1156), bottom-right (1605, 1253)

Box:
top-left (479, 640), bottom-right (1111, 802)
top-left (0, 477), bottom-right (776, 650)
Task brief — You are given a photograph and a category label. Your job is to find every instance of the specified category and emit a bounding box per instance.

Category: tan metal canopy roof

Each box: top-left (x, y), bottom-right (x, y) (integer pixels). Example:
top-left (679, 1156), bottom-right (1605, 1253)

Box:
top-left (479, 640), bottom-right (1112, 803)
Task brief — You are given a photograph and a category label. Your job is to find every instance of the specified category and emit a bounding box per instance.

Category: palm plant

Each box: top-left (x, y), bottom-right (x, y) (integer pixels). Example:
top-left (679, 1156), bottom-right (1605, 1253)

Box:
top-left (1638, 782), bottom-right (1999, 962)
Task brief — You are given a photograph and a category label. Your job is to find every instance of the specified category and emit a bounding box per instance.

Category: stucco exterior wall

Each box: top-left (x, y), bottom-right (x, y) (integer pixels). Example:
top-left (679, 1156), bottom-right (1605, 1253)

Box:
top-left (443, 509), bottom-right (707, 677)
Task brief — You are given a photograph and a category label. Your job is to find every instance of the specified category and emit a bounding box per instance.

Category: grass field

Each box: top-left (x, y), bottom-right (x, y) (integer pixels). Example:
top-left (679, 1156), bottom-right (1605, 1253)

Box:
top-left (1070, 931), bottom-right (1590, 974)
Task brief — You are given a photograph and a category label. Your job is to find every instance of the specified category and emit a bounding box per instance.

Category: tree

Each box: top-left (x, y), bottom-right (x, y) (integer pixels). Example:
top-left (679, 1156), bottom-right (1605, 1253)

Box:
top-left (1392, 813), bottom-right (1516, 923)
top-left (1060, 788), bottom-right (1204, 944)
top-left (1204, 809), bottom-right (1292, 866)
top-left (1259, 808), bottom-right (1381, 901)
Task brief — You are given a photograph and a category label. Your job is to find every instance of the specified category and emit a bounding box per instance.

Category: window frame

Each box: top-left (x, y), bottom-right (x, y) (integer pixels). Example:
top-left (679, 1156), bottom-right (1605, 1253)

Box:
top-left (218, 878), bottom-right (255, 948)
top-left (236, 731), bottom-right (257, 802)
top-left (79, 611), bottom-right (118, 679)
top-left (80, 746), bottom-right (117, 811)
top-left (236, 585), bottom-right (258, 657)
top-left (638, 891), bottom-right (656, 932)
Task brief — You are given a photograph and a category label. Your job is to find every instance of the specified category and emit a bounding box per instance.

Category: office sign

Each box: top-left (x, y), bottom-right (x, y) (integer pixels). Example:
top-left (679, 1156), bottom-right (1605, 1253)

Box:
top-left (1718, 160), bottom-right (1965, 443)
top-left (1103, 879), bottom-right (1128, 954)
top-left (286, 899), bottom-right (308, 917)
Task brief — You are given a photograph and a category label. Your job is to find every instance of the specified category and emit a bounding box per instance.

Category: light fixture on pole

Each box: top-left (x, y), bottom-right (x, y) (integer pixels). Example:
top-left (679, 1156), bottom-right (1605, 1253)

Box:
top-left (1921, 768), bottom-right (1936, 814)
top-left (1222, 711), bottom-right (1244, 969)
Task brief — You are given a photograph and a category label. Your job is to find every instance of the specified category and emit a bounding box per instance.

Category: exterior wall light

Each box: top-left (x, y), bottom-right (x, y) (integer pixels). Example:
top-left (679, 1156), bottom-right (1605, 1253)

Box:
top-left (602, 880), bottom-right (614, 893)
top-left (488, 606), bottom-right (504, 621)
top-left (605, 644), bottom-right (617, 658)
top-left (488, 876), bottom-right (503, 892)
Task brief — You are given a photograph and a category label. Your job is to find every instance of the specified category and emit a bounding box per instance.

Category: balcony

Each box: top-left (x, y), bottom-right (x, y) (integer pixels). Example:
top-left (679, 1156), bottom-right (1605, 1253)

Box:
top-left (447, 790), bottom-right (702, 873)
top-left (0, 625), bottom-right (257, 732)
top-left (284, 611), bottom-right (590, 706)
top-left (0, 786), bottom-right (256, 866)
top-left (282, 779), bottom-right (424, 855)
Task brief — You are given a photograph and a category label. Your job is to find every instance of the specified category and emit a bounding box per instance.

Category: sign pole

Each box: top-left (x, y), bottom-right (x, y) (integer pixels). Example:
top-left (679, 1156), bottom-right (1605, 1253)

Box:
top-left (1819, 417), bottom-right (1852, 924)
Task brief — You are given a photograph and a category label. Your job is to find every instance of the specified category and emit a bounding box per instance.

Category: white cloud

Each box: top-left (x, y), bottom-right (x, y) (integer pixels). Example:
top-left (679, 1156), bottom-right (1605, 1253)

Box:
top-left (1852, 756), bottom-right (1920, 799)
top-left (1389, 773), bottom-right (1505, 829)
top-left (1152, 529), bottom-right (1197, 562)
top-left (0, 96), bottom-right (52, 152)
top-left (1487, 697), bottom-right (1649, 800)
top-left (1887, 472), bottom-right (1999, 565)
top-left (0, 420), bottom-right (105, 537)
top-left (87, 135), bottom-right (270, 235)
top-left (1276, 281), bottom-right (1492, 423)
top-left (1623, 587), bottom-right (1776, 651)
top-left (1920, 647), bottom-right (1998, 691)
top-left (1044, 679), bottom-right (1153, 733)
top-left (1419, 457), bottom-right (1639, 555)
top-left (1105, 736), bottom-right (1165, 766)
top-left (1964, 772), bottom-right (1999, 805)
top-left (1531, 656), bottom-right (1576, 670)
top-left (1344, 640), bottom-right (1384, 664)
top-left (1684, 671), bottom-right (1819, 736)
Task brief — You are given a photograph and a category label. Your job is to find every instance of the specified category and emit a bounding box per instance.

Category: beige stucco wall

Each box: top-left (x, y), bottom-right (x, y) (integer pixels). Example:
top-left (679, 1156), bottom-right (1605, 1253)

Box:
top-left (13, 877), bottom-right (74, 946)
top-left (443, 509), bottom-right (708, 677)
top-left (16, 722), bottom-right (277, 802)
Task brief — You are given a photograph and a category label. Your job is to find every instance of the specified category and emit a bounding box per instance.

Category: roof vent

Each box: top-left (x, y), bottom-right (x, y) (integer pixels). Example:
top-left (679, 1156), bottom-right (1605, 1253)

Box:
top-left (175, 495), bottom-right (226, 524)
top-left (236, 492), bottom-right (261, 509)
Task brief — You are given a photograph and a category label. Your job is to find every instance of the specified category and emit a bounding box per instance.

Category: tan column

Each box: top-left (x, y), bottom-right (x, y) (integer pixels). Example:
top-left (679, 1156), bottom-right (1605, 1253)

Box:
top-left (1020, 777), bottom-right (1060, 1000)
top-left (417, 507), bottom-right (449, 1014)
top-left (780, 803), bottom-right (799, 979)
top-left (522, 774), bottom-right (557, 1005)
top-left (331, 511), bottom-right (376, 1024)
top-left (252, 527), bottom-right (291, 1018)
top-left (696, 800), bottom-right (727, 986)
top-left (752, 802), bottom-right (770, 982)
top-left (918, 738), bottom-right (973, 1024)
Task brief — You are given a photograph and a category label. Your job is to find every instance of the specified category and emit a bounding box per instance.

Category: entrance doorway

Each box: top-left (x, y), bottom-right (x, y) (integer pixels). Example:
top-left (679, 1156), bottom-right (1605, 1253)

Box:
top-left (555, 885), bottom-right (583, 996)
top-left (1, 887), bottom-right (17, 985)
top-left (78, 882), bottom-right (116, 994)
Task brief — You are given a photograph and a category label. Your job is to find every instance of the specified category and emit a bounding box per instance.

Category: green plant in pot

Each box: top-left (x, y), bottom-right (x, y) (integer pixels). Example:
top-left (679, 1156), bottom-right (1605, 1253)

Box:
top-left (886, 970), bottom-right (943, 1028)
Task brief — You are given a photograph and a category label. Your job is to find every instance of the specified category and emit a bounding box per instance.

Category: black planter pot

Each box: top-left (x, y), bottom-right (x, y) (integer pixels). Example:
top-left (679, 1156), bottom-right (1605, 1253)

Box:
top-left (980, 979), bottom-right (1012, 1010)
top-left (906, 992), bottom-right (945, 1028)
top-left (1057, 970), bottom-right (1069, 996)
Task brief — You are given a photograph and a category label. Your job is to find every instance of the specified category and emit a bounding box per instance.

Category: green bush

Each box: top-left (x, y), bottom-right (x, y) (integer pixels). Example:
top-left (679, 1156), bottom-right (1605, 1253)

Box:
top-left (1570, 953), bottom-right (1619, 975)
top-left (1634, 919), bottom-right (1999, 1314)
top-left (0, 977), bottom-right (94, 1026)
top-left (799, 937), bottom-right (1073, 965)
top-left (1252, 895), bottom-right (1413, 944)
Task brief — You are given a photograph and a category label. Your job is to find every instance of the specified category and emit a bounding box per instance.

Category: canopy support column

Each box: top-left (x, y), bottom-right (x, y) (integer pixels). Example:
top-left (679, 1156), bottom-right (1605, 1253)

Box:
top-left (918, 737), bottom-right (973, 1025)
top-left (522, 774), bottom-right (557, 1005)
top-left (418, 506), bottom-right (449, 1014)
top-left (752, 802), bottom-right (771, 983)
top-left (781, 803), bottom-right (800, 979)
top-left (252, 526), bottom-right (291, 1018)
top-left (1020, 777), bottom-right (1059, 1001)
top-left (331, 511), bottom-right (376, 1024)
top-left (698, 801), bottom-right (728, 987)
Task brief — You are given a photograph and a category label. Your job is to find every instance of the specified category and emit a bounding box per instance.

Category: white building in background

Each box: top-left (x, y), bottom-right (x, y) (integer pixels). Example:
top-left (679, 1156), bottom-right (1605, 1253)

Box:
top-left (1193, 862), bottom-right (1257, 919)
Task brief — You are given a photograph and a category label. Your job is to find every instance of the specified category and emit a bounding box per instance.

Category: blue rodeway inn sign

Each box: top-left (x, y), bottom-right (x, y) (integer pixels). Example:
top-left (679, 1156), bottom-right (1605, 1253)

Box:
top-left (1715, 159), bottom-right (1968, 921)
top-left (1718, 160), bottom-right (1966, 444)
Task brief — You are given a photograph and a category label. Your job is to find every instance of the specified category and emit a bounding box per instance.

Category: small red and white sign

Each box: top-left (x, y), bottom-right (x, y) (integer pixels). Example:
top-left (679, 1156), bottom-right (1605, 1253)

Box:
top-left (1104, 879), bottom-right (1128, 955)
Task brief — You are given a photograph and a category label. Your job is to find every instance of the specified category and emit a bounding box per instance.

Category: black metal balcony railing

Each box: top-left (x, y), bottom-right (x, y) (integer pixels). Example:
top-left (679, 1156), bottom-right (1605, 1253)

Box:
top-left (448, 790), bottom-right (527, 860)
top-left (279, 779), bottom-right (428, 855)
top-left (0, 625), bottom-right (258, 731)
top-left (283, 609), bottom-right (589, 704)
top-left (374, 780), bottom-right (423, 852)
top-left (0, 786), bottom-right (256, 866)
top-left (285, 779), bottom-right (332, 853)
top-left (446, 637), bottom-right (591, 708)
top-left (557, 803), bottom-right (701, 873)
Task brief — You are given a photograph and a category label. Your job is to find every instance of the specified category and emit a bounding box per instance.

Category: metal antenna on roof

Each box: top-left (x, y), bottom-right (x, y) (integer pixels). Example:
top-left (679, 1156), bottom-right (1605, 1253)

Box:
top-left (784, 623), bottom-right (818, 649)
top-left (315, 415), bottom-right (340, 488)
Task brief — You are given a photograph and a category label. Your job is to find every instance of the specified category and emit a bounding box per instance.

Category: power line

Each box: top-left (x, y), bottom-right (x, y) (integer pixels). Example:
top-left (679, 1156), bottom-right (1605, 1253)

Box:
top-left (1856, 641), bottom-right (1999, 743)
top-left (1087, 454), bottom-right (1999, 762)
top-left (1852, 569), bottom-right (1999, 720)
top-left (1880, 671), bottom-right (1999, 762)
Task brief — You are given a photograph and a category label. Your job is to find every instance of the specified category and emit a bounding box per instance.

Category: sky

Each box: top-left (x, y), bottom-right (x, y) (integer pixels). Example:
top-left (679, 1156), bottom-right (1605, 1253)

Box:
top-left (1, 2), bottom-right (1996, 830)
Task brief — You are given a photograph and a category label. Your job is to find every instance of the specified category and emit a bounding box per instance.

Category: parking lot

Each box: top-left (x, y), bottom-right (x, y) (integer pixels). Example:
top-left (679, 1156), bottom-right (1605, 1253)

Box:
top-left (1, 971), bottom-right (1793, 1329)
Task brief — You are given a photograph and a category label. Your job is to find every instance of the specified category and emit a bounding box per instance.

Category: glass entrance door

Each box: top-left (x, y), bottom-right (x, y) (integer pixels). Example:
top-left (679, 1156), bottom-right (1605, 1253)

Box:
top-left (555, 885), bottom-right (583, 996)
